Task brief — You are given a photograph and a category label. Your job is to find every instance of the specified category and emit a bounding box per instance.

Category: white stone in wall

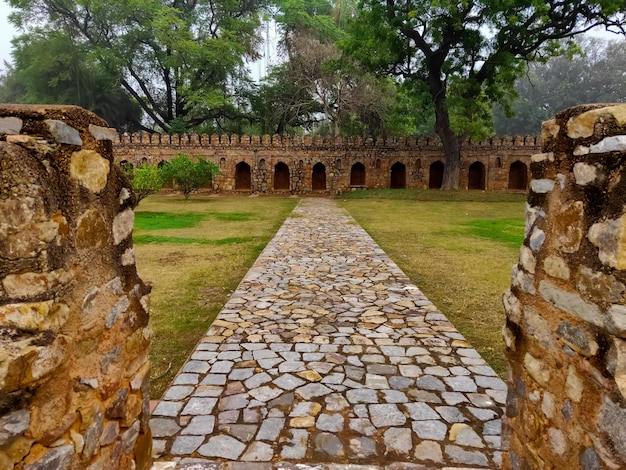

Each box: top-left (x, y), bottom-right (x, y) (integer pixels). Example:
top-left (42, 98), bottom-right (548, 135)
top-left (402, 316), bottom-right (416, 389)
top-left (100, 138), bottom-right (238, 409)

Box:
top-left (588, 215), bottom-right (626, 269)
top-left (530, 179), bottom-right (554, 194)
top-left (0, 116), bottom-right (22, 134)
top-left (543, 255), bottom-right (570, 280)
top-left (539, 280), bottom-right (603, 328)
top-left (89, 124), bottom-right (118, 141)
top-left (524, 353), bottom-right (551, 386)
top-left (519, 245), bottom-right (536, 274)
top-left (531, 152), bottom-right (555, 163)
top-left (606, 305), bottom-right (626, 338)
top-left (113, 208), bottom-right (134, 245)
top-left (589, 135), bottom-right (626, 154)
top-left (529, 227), bottom-right (545, 252)
top-left (45, 119), bottom-right (82, 145)
top-left (574, 162), bottom-right (603, 185)
top-left (565, 365), bottom-right (583, 402)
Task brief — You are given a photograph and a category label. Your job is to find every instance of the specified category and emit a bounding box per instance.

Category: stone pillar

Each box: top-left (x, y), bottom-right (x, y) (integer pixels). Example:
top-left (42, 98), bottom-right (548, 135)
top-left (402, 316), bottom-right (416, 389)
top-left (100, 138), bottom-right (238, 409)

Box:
top-left (0, 105), bottom-right (152, 469)
top-left (503, 103), bottom-right (626, 469)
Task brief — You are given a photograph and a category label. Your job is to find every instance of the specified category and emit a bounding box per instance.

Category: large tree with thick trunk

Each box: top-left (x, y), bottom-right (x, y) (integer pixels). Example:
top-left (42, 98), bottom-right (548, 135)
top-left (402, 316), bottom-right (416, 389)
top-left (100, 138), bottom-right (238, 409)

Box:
top-left (347, 0), bottom-right (626, 189)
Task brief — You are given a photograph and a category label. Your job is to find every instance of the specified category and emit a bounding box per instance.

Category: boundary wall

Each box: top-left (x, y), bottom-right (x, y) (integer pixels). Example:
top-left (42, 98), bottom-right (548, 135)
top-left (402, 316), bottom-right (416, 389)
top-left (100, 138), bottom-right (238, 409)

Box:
top-left (113, 133), bottom-right (542, 193)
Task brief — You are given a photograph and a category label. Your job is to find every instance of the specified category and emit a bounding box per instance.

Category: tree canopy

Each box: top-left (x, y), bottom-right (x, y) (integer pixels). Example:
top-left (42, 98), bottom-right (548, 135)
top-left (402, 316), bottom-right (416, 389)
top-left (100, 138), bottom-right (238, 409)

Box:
top-left (6, 0), bottom-right (265, 132)
top-left (345, 0), bottom-right (626, 188)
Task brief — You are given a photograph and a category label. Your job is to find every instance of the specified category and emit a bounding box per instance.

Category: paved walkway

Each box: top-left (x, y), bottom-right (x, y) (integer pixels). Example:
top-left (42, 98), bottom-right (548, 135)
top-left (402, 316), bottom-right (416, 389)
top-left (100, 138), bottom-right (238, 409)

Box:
top-left (150, 198), bottom-right (507, 469)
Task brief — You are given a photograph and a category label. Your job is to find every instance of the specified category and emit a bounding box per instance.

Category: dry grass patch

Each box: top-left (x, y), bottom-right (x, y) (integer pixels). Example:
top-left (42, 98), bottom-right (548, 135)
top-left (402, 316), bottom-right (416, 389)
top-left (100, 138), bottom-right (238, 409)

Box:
top-left (339, 189), bottom-right (526, 376)
top-left (134, 194), bottom-right (298, 397)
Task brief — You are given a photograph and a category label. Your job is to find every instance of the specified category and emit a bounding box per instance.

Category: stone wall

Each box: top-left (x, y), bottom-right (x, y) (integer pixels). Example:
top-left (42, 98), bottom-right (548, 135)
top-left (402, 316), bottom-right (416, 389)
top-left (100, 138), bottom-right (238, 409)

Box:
top-left (114, 133), bottom-right (540, 193)
top-left (503, 103), bottom-right (626, 469)
top-left (0, 105), bottom-right (152, 469)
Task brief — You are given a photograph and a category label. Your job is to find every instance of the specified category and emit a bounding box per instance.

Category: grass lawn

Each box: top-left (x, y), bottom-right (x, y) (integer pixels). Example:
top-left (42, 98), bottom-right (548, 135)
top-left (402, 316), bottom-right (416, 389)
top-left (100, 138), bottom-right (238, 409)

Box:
top-left (133, 194), bottom-right (298, 397)
top-left (339, 189), bottom-right (526, 377)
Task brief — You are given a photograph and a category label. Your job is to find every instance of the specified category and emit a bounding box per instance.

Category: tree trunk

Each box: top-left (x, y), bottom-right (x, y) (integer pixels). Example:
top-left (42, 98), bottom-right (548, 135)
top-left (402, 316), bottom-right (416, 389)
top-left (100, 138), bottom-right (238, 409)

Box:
top-left (429, 74), bottom-right (463, 190)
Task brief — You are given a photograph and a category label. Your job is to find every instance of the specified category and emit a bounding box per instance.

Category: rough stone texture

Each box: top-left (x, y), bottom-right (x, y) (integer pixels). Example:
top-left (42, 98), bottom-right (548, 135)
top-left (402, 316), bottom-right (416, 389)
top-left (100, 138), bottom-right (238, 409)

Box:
top-left (0, 105), bottom-right (151, 470)
top-left (503, 103), bottom-right (626, 470)
top-left (114, 133), bottom-right (540, 193)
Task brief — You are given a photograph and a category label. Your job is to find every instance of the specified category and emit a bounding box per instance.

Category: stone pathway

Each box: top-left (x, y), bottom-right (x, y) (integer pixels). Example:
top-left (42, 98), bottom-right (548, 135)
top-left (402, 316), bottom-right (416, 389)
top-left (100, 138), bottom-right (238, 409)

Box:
top-left (150, 198), bottom-right (507, 469)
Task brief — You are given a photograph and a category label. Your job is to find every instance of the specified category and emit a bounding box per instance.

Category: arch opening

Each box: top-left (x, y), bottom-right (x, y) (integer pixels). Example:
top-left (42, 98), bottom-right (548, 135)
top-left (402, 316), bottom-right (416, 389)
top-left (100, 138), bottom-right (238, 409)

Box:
top-left (468, 161), bottom-right (486, 190)
top-left (508, 160), bottom-right (528, 190)
top-left (312, 163), bottom-right (327, 190)
top-left (235, 162), bottom-right (252, 190)
top-left (274, 162), bottom-right (290, 190)
top-left (429, 161), bottom-right (444, 189)
top-left (350, 162), bottom-right (366, 186)
top-left (390, 162), bottom-right (406, 189)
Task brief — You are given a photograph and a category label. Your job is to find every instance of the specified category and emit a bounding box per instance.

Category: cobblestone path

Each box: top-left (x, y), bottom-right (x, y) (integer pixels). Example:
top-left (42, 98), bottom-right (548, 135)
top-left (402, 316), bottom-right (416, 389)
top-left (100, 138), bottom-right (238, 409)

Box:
top-left (151, 198), bottom-right (507, 469)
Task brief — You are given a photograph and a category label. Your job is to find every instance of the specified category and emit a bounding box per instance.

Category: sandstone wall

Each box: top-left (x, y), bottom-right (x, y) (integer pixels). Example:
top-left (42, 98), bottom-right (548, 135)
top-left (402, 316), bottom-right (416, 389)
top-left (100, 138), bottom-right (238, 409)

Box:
top-left (113, 133), bottom-right (540, 193)
top-left (0, 105), bottom-right (152, 469)
top-left (503, 103), bottom-right (626, 469)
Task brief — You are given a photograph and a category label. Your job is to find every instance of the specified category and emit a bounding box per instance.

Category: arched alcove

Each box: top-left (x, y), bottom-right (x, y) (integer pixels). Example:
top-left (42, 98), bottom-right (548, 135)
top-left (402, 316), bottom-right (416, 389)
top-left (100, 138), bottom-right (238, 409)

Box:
top-left (468, 161), bottom-right (486, 190)
top-left (429, 161), bottom-right (444, 189)
top-left (350, 162), bottom-right (366, 186)
top-left (508, 160), bottom-right (528, 190)
top-left (235, 161), bottom-right (251, 190)
top-left (312, 162), bottom-right (326, 190)
top-left (274, 162), bottom-right (290, 190)
top-left (390, 162), bottom-right (406, 189)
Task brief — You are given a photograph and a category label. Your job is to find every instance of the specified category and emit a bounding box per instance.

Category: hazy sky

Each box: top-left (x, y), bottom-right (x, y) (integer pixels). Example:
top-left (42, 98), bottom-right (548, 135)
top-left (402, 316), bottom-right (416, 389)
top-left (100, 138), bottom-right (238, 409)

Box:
top-left (0, 3), bottom-right (18, 69)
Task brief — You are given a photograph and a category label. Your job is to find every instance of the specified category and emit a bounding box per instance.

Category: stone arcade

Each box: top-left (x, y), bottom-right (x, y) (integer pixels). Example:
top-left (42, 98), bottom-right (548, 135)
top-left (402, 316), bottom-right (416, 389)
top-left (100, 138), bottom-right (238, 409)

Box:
top-left (114, 133), bottom-right (539, 193)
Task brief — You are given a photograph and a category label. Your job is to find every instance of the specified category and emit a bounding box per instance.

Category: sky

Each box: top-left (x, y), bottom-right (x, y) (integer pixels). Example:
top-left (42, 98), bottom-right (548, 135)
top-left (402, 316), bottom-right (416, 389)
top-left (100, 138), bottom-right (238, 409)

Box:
top-left (0, 3), bottom-right (17, 69)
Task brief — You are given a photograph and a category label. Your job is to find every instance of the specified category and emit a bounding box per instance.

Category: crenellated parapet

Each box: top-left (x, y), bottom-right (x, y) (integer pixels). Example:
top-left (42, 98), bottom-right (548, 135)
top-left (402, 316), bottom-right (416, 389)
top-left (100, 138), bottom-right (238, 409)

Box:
top-left (114, 132), bottom-right (541, 149)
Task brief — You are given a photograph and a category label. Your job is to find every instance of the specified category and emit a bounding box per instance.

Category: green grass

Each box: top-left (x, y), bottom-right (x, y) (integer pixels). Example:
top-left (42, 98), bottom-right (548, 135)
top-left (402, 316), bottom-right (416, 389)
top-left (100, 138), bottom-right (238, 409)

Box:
top-left (460, 218), bottom-right (525, 248)
top-left (134, 194), bottom-right (298, 397)
top-left (134, 212), bottom-right (204, 231)
top-left (339, 190), bottom-right (527, 376)
top-left (342, 188), bottom-right (526, 203)
top-left (134, 235), bottom-right (256, 245)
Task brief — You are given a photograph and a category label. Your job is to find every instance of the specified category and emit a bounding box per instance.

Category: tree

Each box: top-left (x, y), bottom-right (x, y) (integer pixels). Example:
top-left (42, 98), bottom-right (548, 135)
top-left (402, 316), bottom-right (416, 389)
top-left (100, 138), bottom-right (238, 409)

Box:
top-left (346, 1), bottom-right (626, 189)
top-left (0, 29), bottom-right (142, 131)
top-left (7, 0), bottom-right (265, 132)
top-left (494, 37), bottom-right (626, 135)
top-left (121, 163), bottom-right (165, 207)
top-left (160, 154), bottom-right (219, 200)
top-left (268, 0), bottom-right (410, 137)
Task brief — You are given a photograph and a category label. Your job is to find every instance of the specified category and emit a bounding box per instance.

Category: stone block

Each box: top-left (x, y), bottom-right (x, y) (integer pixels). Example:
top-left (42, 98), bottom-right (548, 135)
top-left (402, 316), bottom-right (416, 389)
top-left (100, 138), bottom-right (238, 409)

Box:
top-left (573, 162), bottom-right (603, 185)
top-left (502, 289), bottom-right (521, 321)
top-left (70, 149), bottom-right (110, 192)
top-left (566, 104), bottom-right (626, 139)
top-left (576, 266), bottom-right (624, 304)
top-left (543, 255), bottom-right (570, 280)
top-left (523, 353), bottom-right (551, 387)
top-left (539, 280), bottom-right (603, 328)
top-left (553, 201), bottom-right (584, 254)
top-left (588, 214), bottom-right (626, 269)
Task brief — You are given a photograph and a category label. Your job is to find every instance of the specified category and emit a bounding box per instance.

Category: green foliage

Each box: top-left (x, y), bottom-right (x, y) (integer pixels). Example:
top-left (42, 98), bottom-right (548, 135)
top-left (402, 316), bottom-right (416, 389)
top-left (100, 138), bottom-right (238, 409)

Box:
top-left (160, 154), bottom-right (220, 199)
top-left (6, 0), bottom-right (264, 132)
top-left (121, 163), bottom-right (164, 206)
top-left (1, 29), bottom-right (142, 131)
